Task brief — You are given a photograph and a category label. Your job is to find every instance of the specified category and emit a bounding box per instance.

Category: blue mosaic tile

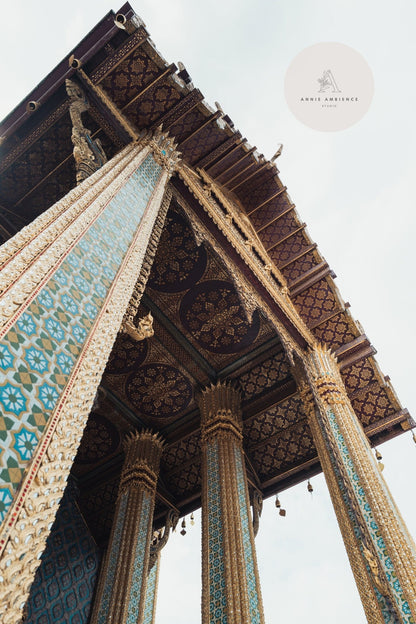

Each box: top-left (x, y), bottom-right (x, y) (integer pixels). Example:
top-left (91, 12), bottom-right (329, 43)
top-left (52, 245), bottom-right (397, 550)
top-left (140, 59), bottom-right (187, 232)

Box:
top-left (318, 413), bottom-right (396, 622)
top-left (126, 492), bottom-right (152, 624)
top-left (326, 409), bottom-right (411, 622)
top-left (25, 484), bottom-right (101, 624)
top-left (95, 490), bottom-right (130, 624)
top-left (0, 155), bottom-right (162, 520)
top-left (206, 440), bottom-right (227, 623)
top-left (234, 446), bottom-right (261, 624)
top-left (142, 557), bottom-right (159, 624)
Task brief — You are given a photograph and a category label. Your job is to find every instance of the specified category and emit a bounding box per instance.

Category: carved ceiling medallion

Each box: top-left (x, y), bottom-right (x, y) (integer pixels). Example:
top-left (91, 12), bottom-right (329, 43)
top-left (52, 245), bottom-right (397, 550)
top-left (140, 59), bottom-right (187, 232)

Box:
top-left (179, 279), bottom-right (260, 353)
top-left (126, 363), bottom-right (193, 418)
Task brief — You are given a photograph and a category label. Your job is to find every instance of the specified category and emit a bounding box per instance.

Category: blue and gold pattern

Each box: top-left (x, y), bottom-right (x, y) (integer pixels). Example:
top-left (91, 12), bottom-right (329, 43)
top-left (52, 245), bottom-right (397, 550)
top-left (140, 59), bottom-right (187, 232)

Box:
top-left (0, 155), bottom-right (162, 521)
top-left (143, 557), bottom-right (159, 624)
top-left (126, 492), bottom-right (152, 623)
top-left (206, 441), bottom-right (227, 623)
top-left (25, 484), bottom-right (101, 624)
top-left (234, 447), bottom-right (262, 624)
top-left (318, 418), bottom-right (393, 622)
top-left (327, 409), bottom-right (413, 623)
top-left (96, 490), bottom-right (129, 624)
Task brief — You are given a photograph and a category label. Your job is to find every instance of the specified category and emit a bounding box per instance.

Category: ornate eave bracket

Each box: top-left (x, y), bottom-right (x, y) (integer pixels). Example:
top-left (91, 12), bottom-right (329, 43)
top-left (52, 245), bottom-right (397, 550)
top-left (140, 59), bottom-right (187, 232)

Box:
top-left (251, 489), bottom-right (263, 538)
top-left (122, 312), bottom-right (154, 342)
top-left (149, 509), bottom-right (179, 570)
top-left (65, 79), bottom-right (107, 184)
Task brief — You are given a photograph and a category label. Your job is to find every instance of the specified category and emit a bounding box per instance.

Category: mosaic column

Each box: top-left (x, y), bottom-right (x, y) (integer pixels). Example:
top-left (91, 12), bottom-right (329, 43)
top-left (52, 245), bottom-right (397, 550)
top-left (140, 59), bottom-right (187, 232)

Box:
top-left (298, 345), bottom-right (416, 624)
top-left (142, 553), bottom-right (161, 624)
top-left (0, 130), bottom-right (180, 624)
top-left (198, 381), bottom-right (265, 624)
top-left (90, 431), bottom-right (164, 624)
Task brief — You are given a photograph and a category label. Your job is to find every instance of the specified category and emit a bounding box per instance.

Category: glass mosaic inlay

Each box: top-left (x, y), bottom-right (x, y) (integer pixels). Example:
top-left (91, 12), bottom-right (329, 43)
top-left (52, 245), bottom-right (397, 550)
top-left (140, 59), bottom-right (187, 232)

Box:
top-left (327, 409), bottom-right (412, 622)
top-left (319, 417), bottom-right (393, 622)
top-left (234, 446), bottom-right (261, 624)
top-left (96, 490), bottom-right (129, 624)
top-left (126, 491), bottom-right (151, 624)
top-left (25, 484), bottom-right (101, 624)
top-left (206, 440), bottom-right (227, 624)
top-left (0, 155), bottom-right (162, 523)
top-left (143, 556), bottom-right (159, 624)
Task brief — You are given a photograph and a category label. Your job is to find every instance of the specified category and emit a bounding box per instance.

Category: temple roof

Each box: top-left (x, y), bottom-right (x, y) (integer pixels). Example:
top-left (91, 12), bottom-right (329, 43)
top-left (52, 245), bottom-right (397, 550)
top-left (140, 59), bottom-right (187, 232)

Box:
top-left (0, 3), bottom-right (412, 544)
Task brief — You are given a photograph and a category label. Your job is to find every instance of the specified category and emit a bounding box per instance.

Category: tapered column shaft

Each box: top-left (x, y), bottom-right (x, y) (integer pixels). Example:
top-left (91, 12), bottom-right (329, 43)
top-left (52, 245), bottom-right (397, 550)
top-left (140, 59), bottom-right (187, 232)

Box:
top-left (199, 382), bottom-right (265, 624)
top-left (90, 431), bottom-right (164, 624)
top-left (143, 553), bottom-right (161, 624)
top-left (298, 345), bottom-right (416, 624)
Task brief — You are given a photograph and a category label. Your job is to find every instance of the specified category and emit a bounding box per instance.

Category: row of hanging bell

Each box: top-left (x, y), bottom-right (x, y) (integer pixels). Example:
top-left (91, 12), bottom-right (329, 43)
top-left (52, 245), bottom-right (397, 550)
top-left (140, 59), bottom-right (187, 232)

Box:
top-left (180, 512), bottom-right (195, 536)
top-left (275, 480), bottom-right (314, 517)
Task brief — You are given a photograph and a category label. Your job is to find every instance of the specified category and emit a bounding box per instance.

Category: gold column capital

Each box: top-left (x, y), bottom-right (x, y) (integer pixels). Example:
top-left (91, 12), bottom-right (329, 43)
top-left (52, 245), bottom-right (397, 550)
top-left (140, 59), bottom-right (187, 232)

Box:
top-left (198, 381), bottom-right (242, 442)
top-left (302, 343), bottom-right (348, 407)
top-left (120, 430), bottom-right (165, 494)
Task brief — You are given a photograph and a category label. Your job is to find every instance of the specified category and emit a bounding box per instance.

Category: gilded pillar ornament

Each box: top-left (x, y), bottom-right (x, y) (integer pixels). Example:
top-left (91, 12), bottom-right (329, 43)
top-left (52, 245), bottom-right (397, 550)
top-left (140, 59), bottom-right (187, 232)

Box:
top-left (0, 129), bottom-right (180, 624)
top-left (90, 431), bottom-right (164, 624)
top-left (297, 345), bottom-right (416, 624)
top-left (198, 381), bottom-right (265, 624)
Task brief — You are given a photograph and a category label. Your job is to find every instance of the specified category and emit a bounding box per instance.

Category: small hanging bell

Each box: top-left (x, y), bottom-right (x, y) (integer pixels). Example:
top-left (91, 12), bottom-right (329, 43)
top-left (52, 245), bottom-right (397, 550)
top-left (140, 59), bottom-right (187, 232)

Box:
top-left (275, 494), bottom-right (286, 516)
top-left (190, 512), bottom-right (195, 526)
top-left (180, 518), bottom-right (186, 536)
top-left (307, 480), bottom-right (313, 493)
top-left (375, 448), bottom-right (382, 461)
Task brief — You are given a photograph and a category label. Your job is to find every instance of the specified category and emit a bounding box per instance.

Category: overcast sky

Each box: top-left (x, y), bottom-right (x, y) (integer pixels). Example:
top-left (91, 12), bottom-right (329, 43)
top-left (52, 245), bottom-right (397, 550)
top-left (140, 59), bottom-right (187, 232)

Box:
top-left (1, 1), bottom-right (416, 623)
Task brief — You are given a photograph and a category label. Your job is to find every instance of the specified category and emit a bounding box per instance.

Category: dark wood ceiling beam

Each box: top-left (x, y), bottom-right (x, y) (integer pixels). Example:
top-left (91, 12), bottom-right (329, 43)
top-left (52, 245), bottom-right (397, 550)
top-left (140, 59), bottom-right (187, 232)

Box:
top-left (0, 203), bottom-right (30, 228)
top-left (247, 186), bottom-right (287, 216)
top-left (177, 110), bottom-right (222, 147)
top-left (91, 25), bottom-right (149, 84)
top-left (244, 452), bottom-right (263, 489)
top-left (203, 137), bottom-right (246, 171)
top-left (151, 88), bottom-right (204, 130)
top-left (243, 378), bottom-right (298, 420)
top-left (277, 243), bottom-right (318, 270)
top-left (229, 161), bottom-right (271, 192)
top-left (365, 409), bottom-right (411, 438)
top-left (155, 483), bottom-right (181, 515)
top-left (13, 125), bottom-right (104, 209)
top-left (266, 223), bottom-right (306, 253)
top-left (334, 334), bottom-right (376, 370)
top-left (14, 154), bottom-right (73, 208)
top-left (215, 146), bottom-right (257, 181)
top-left (77, 68), bottom-right (137, 142)
top-left (142, 293), bottom-right (217, 380)
top-left (121, 63), bottom-right (177, 112)
top-left (220, 159), bottom-right (257, 187)
top-left (102, 385), bottom-right (147, 428)
top-left (260, 457), bottom-right (321, 495)
top-left (308, 306), bottom-right (346, 330)
top-left (217, 336), bottom-right (282, 379)
top-left (247, 416), bottom-right (308, 452)
top-left (0, 101), bottom-right (70, 175)
top-left (255, 203), bottom-right (294, 234)
top-left (289, 262), bottom-right (334, 297)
